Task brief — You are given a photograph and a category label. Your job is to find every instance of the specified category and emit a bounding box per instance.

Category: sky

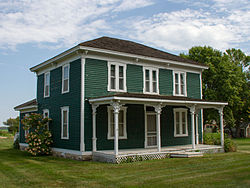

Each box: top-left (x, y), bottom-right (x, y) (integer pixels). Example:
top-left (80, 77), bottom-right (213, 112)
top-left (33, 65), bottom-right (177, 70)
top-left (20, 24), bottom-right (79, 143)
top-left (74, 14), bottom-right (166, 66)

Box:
top-left (0, 0), bottom-right (249, 124)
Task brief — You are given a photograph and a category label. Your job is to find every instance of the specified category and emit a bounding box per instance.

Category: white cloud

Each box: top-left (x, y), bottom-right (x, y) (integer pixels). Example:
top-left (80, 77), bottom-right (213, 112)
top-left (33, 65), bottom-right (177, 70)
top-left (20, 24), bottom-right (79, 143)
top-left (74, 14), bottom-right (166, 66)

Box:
top-left (0, 0), bottom-right (153, 49)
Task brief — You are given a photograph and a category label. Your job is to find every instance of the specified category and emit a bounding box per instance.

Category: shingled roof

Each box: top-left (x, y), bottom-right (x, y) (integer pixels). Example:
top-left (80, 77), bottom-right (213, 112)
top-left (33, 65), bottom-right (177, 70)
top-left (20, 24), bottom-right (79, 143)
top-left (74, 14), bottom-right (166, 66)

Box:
top-left (80, 36), bottom-right (204, 66)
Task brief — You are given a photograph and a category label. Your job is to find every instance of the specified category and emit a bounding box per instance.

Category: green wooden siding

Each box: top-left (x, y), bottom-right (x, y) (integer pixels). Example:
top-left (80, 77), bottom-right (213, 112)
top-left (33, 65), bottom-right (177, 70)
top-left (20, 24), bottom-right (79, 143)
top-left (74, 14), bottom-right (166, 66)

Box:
top-left (127, 64), bottom-right (143, 93)
top-left (159, 69), bottom-right (173, 95)
top-left (187, 72), bottom-right (201, 99)
top-left (37, 59), bottom-right (81, 151)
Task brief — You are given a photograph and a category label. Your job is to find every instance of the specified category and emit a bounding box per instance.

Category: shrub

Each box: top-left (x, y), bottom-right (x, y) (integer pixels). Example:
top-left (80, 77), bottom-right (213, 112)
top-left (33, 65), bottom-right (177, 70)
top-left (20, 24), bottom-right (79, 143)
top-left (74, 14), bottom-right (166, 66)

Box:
top-left (22, 113), bottom-right (53, 156)
top-left (224, 138), bottom-right (237, 152)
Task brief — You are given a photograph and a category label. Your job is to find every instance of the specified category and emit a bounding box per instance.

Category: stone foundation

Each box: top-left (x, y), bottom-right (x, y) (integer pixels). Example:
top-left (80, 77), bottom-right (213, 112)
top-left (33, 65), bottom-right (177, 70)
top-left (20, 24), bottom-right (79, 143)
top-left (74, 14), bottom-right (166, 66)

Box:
top-left (52, 151), bottom-right (92, 161)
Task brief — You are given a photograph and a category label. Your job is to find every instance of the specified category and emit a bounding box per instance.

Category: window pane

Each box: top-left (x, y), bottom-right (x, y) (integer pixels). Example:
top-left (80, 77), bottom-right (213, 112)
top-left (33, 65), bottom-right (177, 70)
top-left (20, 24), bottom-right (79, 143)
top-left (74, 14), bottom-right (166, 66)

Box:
top-left (146, 70), bottom-right (149, 80)
top-left (119, 111), bottom-right (124, 123)
top-left (182, 112), bottom-right (186, 134)
top-left (119, 78), bottom-right (124, 90)
top-left (180, 73), bottom-right (184, 84)
top-left (63, 111), bottom-right (67, 124)
top-left (45, 85), bottom-right (49, 96)
top-left (153, 82), bottom-right (157, 93)
top-left (181, 85), bottom-right (184, 95)
top-left (63, 110), bottom-right (68, 138)
top-left (119, 123), bottom-right (124, 136)
top-left (119, 66), bottom-right (123, 77)
top-left (111, 65), bottom-right (115, 77)
top-left (152, 71), bottom-right (156, 81)
top-left (64, 66), bottom-right (69, 79)
top-left (176, 112), bottom-right (180, 134)
top-left (175, 84), bottom-right (179, 94)
top-left (111, 77), bottom-right (115, 89)
top-left (46, 74), bottom-right (50, 85)
top-left (110, 124), bottom-right (114, 137)
top-left (146, 81), bottom-right (150, 92)
top-left (63, 79), bottom-right (69, 92)
top-left (175, 73), bottom-right (179, 84)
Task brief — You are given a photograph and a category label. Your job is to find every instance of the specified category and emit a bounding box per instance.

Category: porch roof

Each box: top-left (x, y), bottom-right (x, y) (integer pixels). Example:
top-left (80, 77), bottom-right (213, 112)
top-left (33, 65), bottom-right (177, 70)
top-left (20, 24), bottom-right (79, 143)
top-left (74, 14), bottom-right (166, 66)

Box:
top-left (88, 93), bottom-right (228, 109)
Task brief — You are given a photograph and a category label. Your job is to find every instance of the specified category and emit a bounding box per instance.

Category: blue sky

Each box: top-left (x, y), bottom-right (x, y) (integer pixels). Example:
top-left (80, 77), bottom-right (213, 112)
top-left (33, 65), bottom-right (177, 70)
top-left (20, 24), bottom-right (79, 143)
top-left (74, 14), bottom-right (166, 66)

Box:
top-left (0, 0), bottom-right (249, 124)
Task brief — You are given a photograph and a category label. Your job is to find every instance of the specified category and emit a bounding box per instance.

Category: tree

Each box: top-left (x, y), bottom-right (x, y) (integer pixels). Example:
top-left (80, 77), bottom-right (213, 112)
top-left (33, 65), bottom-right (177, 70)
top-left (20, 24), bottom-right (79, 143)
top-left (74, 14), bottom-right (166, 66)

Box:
top-left (3, 117), bottom-right (19, 134)
top-left (181, 47), bottom-right (250, 135)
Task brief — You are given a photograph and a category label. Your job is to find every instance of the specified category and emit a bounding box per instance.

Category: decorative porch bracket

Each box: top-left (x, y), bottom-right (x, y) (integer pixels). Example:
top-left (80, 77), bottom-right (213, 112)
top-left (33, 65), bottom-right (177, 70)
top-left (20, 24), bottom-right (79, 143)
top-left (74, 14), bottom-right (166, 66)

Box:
top-left (189, 105), bottom-right (196, 149)
top-left (111, 101), bottom-right (123, 156)
top-left (92, 104), bottom-right (99, 152)
top-left (153, 103), bottom-right (164, 152)
top-left (217, 107), bottom-right (224, 147)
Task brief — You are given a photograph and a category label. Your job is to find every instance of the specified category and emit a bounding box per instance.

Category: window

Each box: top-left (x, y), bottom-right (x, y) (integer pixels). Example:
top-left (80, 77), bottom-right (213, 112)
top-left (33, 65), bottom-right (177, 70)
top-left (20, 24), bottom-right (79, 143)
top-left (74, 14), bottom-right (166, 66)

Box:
top-left (108, 62), bottom-right (126, 92)
top-left (173, 72), bottom-right (186, 96)
top-left (43, 109), bottom-right (49, 129)
top-left (61, 107), bottom-right (69, 139)
top-left (107, 106), bottom-right (127, 139)
top-left (143, 67), bottom-right (159, 94)
top-left (44, 72), bottom-right (50, 97)
top-left (174, 108), bottom-right (188, 137)
top-left (62, 64), bottom-right (70, 93)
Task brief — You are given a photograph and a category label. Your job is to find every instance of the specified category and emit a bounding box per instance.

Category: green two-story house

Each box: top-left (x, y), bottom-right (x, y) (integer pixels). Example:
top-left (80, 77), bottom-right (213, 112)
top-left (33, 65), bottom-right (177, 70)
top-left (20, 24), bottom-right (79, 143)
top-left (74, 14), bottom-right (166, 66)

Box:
top-left (15, 37), bottom-right (227, 163)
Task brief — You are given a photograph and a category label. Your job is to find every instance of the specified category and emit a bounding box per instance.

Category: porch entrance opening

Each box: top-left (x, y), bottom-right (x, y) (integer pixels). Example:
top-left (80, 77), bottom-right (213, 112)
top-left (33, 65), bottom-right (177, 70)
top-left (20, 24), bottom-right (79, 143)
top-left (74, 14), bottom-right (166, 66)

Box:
top-left (146, 113), bottom-right (157, 147)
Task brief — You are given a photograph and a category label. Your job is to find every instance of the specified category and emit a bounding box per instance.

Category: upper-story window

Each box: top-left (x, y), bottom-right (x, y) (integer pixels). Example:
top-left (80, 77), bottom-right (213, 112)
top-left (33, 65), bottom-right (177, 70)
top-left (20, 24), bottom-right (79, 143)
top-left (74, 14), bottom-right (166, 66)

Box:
top-left (62, 64), bottom-right (70, 93)
top-left (44, 72), bottom-right (50, 98)
top-left (174, 71), bottom-right (186, 96)
top-left (143, 67), bottom-right (159, 94)
top-left (108, 62), bottom-right (126, 92)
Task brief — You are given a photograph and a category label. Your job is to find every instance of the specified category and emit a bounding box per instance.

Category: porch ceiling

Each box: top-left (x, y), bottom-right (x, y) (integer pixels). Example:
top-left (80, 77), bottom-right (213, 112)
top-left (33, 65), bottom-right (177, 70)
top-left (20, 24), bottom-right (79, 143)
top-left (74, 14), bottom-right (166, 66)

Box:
top-left (88, 93), bottom-right (228, 109)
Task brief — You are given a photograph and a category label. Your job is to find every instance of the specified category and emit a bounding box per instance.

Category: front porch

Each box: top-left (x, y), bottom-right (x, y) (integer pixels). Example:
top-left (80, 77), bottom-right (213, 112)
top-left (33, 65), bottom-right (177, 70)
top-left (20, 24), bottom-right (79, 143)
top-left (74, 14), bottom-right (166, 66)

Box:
top-left (93, 144), bottom-right (224, 163)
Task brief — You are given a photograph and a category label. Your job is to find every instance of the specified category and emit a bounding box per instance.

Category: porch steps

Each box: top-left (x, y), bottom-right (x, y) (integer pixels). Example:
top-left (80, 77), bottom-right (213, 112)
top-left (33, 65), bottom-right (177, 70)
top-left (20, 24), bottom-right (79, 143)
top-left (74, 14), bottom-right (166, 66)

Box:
top-left (170, 151), bottom-right (203, 158)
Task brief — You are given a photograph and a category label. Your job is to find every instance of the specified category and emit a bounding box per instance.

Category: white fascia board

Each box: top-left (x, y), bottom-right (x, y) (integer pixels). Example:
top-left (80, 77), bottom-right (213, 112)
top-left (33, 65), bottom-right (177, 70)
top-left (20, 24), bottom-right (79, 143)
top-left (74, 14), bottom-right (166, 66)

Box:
top-left (14, 105), bottom-right (38, 112)
top-left (30, 45), bottom-right (80, 72)
top-left (89, 96), bottom-right (228, 106)
top-left (79, 46), bottom-right (209, 70)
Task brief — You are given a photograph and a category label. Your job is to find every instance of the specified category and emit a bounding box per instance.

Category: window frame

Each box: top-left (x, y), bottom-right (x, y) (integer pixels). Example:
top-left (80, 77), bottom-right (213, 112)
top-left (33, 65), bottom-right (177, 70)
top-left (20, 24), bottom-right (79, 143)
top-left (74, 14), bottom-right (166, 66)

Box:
top-left (173, 71), bottom-right (187, 96)
top-left (174, 108), bottom-right (188, 137)
top-left (107, 106), bottom-right (127, 140)
top-left (62, 64), bottom-right (70, 94)
top-left (44, 72), bottom-right (50, 98)
top-left (107, 62), bottom-right (127, 92)
top-left (143, 67), bottom-right (159, 94)
top-left (61, 106), bottom-right (69, 139)
top-left (43, 109), bottom-right (50, 130)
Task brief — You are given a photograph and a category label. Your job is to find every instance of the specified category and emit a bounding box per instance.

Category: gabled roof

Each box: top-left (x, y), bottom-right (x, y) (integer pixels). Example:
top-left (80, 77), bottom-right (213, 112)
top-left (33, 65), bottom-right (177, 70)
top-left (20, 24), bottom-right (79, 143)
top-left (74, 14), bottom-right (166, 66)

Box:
top-left (80, 36), bottom-right (204, 66)
top-left (14, 99), bottom-right (37, 111)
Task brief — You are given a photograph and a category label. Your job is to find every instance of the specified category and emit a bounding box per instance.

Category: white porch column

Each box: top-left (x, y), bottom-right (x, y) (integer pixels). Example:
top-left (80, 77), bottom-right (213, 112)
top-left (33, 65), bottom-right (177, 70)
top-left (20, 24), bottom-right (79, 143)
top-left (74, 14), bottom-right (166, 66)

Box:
top-left (195, 112), bottom-right (199, 145)
top-left (190, 106), bottom-right (196, 149)
top-left (111, 102), bottom-right (122, 156)
top-left (154, 104), bottom-right (162, 152)
top-left (218, 107), bottom-right (224, 147)
top-left (92, 104), bottom-right (99, 152)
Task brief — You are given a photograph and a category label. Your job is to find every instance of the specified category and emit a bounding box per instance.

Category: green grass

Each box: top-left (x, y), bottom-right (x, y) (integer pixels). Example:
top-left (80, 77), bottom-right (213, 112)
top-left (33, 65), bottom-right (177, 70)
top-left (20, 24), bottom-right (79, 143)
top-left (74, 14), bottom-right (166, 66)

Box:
top-left (0, 138), bottom-right (249, 188)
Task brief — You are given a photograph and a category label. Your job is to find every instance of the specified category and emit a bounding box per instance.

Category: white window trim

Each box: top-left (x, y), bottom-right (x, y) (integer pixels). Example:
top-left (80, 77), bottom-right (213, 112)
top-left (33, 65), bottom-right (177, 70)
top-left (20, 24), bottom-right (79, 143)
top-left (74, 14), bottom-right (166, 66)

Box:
top-left (107, 106), bottom-right (127, 140)
top-left (107, 62), bottom-right (127, 92)
top-left (173, 71), bottom-right (187, 96)
top-left (62, 64), bottom-right (70, 94)
top-left (174, 108), bottom-right (188, 137)
top-left (143, 67), bottom-right (159, 94)
top-left (61, 106), bottom-right (69, 139)
top-left (44, 72), bottom-right (50, 98)
top-left (43, 109), bottom-right (49, 118)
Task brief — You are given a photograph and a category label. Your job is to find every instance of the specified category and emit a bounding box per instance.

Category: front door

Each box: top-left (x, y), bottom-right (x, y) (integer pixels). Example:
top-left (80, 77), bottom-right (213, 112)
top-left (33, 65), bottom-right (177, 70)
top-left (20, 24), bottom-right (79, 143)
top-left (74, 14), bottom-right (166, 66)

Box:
top-left (146, 113), bottom-right (157, 147)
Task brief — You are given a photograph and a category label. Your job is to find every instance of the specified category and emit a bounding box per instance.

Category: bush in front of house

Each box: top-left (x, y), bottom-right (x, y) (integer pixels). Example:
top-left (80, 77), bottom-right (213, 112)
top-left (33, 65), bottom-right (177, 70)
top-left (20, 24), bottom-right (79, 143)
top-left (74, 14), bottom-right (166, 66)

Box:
top-left (22, 113), bottom-right (53, 156)
top-left (203, 133), bottom-right (237, 152)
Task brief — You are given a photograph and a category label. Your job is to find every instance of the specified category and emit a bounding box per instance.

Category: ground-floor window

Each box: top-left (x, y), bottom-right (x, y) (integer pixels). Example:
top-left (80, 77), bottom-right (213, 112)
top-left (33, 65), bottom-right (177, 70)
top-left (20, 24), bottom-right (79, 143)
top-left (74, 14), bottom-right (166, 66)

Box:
top-left (61, 106), bottom-right (69, 139)
top-left (43, 109), bottom-right (49, 129)
top-left (107, 106), bottom-right (127, 139)
top-left (174, 108), bottom-right (188, 137)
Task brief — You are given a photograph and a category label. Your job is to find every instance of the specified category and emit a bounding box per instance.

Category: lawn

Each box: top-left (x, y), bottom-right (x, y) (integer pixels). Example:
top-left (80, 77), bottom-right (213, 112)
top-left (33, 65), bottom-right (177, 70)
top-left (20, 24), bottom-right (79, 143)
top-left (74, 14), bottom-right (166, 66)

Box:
top-left (0, 138), bottom-right (249, 188)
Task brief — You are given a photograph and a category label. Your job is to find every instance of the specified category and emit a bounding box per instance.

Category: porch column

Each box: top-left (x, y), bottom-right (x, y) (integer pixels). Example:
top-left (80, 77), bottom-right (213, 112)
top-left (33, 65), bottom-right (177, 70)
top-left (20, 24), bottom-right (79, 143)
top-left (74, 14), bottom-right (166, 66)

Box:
top-left (92, 104), bottom-right (99, 152)
top-left (154, 104), bottom-right (162, 152)
top-left (195, 112), bottom-right (199, 145)
top-left (190, 106), bottom-right (196, 149)
top-left (111, 102), bottom-right (122, 156)
top-left (218, 107), bottom-right (224, 147)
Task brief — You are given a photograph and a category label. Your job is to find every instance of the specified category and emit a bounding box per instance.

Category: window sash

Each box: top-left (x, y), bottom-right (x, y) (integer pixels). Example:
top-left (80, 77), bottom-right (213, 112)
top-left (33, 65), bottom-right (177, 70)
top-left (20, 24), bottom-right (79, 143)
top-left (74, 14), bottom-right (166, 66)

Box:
top-left (44, 72), bottom-right (50, 97)
top-left (109, 63), bottom-right (126, 91)
top-left (174, 72), bottom-right (186, 96)
top-left (61, 107), bottom-right (69, 139)
top-left (144, 68), bottom-right (158, 94)
top-left (62, 65), bottom-right (69, 93)
top-left (174, 109), bottom-right (188, 137)
top-left (108, 107), bottom-right (127, 139)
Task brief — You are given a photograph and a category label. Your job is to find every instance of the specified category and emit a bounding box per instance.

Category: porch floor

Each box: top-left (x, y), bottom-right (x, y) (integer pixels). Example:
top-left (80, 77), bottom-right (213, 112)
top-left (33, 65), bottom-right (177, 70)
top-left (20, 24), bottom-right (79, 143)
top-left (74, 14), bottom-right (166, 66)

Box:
top-left (93, 144), bottom-right (224, 163)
